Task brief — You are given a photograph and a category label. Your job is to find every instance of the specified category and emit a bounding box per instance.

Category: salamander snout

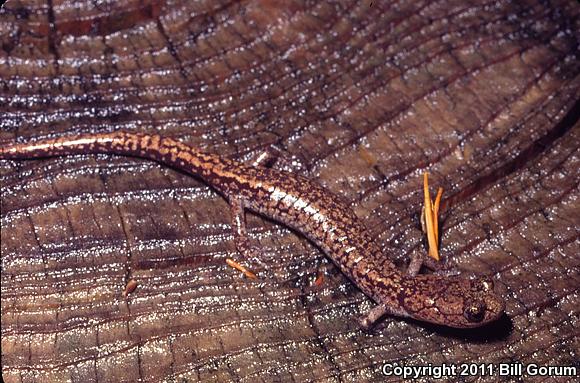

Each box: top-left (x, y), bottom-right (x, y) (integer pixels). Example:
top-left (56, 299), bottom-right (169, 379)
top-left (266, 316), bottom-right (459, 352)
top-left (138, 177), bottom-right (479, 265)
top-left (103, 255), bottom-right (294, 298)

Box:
top-left (399, 274), bottom-right (505, 328)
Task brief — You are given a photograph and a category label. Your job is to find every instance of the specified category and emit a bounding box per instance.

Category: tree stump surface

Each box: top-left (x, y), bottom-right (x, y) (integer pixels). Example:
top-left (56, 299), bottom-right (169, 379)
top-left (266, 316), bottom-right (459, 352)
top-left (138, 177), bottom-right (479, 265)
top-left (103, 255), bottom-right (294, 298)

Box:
top-left (1, 1), bottom-right (578, 382)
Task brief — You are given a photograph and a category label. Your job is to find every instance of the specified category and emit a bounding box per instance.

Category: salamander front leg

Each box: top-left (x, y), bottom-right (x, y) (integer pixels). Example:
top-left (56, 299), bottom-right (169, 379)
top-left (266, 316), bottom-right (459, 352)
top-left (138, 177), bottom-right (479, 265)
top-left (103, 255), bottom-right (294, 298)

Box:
top-left (406, 251), bottom-right (448, 277)
top-left (360, 304), bottom-right (388, 330)
top-left (359, 304), bottom-right (408, 331)
top-left (228, 197), bottom-right (267, 278)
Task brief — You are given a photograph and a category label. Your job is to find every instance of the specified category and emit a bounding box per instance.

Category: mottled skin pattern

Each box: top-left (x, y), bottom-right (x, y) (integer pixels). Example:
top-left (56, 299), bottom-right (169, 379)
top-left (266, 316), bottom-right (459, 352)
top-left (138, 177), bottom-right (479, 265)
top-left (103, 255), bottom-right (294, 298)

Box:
top-left (0, 132), bottom-right (505, 328)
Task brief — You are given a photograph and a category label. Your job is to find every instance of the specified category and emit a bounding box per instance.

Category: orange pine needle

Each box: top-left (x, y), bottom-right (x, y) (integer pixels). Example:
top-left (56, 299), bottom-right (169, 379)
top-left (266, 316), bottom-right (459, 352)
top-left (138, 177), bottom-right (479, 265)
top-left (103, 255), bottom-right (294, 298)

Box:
top-left (423, 173), bottom-right (440, 261)
top-left (433, 187), bottom-right (443, 246)
top-left (226, 258), bottom-right (258, 279)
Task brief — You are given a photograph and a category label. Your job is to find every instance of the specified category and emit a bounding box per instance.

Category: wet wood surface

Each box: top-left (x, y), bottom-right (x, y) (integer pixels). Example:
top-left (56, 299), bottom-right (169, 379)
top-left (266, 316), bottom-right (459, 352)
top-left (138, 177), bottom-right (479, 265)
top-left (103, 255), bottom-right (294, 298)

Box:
top-left (1, 1), bottom-right (579, 382)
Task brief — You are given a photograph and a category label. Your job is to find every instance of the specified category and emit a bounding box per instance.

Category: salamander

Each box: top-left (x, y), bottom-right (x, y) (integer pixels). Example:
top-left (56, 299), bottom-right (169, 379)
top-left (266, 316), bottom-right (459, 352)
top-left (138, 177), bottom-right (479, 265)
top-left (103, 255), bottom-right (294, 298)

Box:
top-left (0, 132), bottom-right (505, 328)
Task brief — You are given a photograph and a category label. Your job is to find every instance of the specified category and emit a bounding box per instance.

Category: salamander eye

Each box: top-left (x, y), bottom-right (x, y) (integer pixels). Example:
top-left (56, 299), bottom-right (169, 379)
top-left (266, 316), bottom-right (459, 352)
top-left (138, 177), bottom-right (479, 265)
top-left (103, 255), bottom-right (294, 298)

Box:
top-left (464, 301), bottom-right (486, 322)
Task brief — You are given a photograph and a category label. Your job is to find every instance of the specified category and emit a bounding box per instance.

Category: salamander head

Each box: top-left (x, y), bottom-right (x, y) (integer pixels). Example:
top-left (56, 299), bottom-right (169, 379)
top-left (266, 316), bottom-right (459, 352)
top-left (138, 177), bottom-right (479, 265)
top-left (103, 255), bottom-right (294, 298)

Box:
top-left (399, 275), bottom-right (504, 328)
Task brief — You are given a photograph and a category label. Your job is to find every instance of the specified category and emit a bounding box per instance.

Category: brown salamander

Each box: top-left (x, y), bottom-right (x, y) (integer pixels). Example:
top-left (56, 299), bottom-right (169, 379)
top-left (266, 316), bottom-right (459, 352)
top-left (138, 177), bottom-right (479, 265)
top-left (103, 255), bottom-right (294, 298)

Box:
top-left (0, 132), bottom-right (505, 328)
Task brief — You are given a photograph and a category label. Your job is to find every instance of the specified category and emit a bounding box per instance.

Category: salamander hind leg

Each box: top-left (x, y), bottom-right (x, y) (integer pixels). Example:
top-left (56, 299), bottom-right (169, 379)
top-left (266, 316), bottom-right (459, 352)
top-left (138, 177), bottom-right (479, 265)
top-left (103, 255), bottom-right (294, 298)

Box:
top-left (249, 146), bottom-right (305, 173)
top-left (249, 147), bottom-right (279, 167)
top-left (227, 197), bottom-right (269, 278)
